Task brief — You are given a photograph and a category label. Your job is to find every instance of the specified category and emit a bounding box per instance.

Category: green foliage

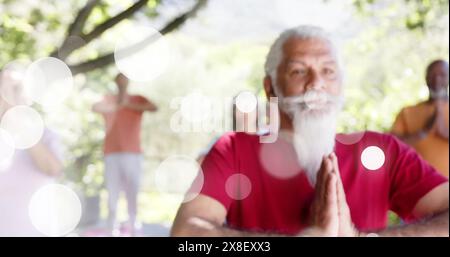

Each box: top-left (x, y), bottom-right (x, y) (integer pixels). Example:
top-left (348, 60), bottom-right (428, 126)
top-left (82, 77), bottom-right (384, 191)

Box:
top-left (352, 0), bottom-right (449, 30)
top-left (0, 14), bottom-right (37, 63)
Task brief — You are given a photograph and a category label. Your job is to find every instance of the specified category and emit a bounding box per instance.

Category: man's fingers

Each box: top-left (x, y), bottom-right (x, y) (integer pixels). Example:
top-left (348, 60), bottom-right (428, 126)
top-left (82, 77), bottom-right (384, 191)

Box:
top-left (328, 153), bottom-right (343, 195)
top-left (329, 152), bottom-right (351, 219)
top-left (316, 156), bottom-right (328, 187)
top-left (315, 156), bottom-right (328, 200)
top-left (329, 153), bottom-right (339, 174)
top-left (320, 158), bottom-right (333, 203)
top-left (330, 153), bottom-right (344, 190)
top-left (326, 172), bottom-right (338, 210)
top-left (336, 176), bottom-right (350, 217)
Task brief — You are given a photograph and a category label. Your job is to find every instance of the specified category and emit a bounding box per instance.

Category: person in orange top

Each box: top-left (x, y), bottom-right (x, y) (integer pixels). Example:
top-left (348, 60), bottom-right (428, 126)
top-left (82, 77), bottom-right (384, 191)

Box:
top-left (391, 60), bottom-right (449, 177)
top-left (92, 73), bottom-right (157, 236)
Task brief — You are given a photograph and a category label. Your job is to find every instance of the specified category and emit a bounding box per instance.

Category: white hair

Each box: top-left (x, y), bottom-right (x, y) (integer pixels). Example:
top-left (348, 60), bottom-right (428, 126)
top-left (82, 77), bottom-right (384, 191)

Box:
top-left (264, 25), bottom-right (342, 97)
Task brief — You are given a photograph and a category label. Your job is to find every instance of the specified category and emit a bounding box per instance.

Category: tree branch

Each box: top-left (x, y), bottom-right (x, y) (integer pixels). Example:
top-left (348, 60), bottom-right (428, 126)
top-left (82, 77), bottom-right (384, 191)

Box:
top-left (83, 0), bottom-right (149, 44)
top-left (50, 0), bottom-right (100, 59)
top-left (159, 0), bottom-right (207, 35)
top-left (68, 0), bottom-right (101, 37)
top-left (52, 0), bottom-right (149, 60)
top-left (69, 0), bottom-right (208, 75)
top-left (70, 52), bottom-right (115, 75)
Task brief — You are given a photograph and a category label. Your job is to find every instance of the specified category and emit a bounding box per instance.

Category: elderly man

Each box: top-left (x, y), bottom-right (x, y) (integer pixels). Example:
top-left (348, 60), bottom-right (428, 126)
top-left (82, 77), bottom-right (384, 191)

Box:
top-left (171, 26), bottom-right (449, 237)
top-left (391, 60), bottom-right (449, 177)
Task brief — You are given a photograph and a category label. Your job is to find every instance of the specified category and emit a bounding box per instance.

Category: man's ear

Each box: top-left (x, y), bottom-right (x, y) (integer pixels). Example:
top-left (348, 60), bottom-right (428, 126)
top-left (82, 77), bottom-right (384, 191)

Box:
top-left (263, 75), bottom-right (275, 100)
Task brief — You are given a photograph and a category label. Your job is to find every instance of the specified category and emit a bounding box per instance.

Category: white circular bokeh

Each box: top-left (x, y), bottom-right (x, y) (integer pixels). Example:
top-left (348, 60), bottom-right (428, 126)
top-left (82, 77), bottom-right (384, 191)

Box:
top-left (28, 184), bottom-right (82, 237)
top-left (0, 60), bottom-right (32, 106)
top-left (154, 155), bottom-right (204, 203)
top-left (235, 91), bottom-right (257, 113)
top-left (0, 128), bottom-right (15, 171)
top-left (259, 131), bottom-right (302, 179)
top-left (180, 92), bottom-right (212, 123)
top-left (23, 57), bottom-right (73, 108)
top-left (0, 105), bottom-right (44, 149)
top-left (225, 173), bottom-right (252, 200)
top-left (114, 25), bottom-right (171, 82)
top-left (361, 146), bottom-right (385, 171)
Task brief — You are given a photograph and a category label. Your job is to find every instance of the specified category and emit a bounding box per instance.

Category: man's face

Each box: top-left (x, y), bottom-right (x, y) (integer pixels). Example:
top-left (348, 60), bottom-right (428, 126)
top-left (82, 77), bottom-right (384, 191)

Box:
top-left (426, 61), bottom-right (449, 98)
top-left (275, 37), bottom-right (342, 100)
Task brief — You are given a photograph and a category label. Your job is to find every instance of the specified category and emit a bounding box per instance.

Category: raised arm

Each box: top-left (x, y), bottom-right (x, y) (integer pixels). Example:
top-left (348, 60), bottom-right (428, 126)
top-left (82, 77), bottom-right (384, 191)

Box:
top-left (391, 110), bottom-right (435, 145)
top-left (28, 142), bottom-right (63, 177)
top-left (121, 96), bottom-right (157, 112)
top-left (92, 99), bottom-right (117, 114)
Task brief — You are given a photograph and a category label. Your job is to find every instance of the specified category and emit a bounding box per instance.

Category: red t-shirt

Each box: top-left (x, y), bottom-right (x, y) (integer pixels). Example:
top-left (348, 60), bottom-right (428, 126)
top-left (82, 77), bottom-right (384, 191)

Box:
top-left (102, 94), bottom-right (148, 154)
top-left (198, 131), bottom-right (448, 235)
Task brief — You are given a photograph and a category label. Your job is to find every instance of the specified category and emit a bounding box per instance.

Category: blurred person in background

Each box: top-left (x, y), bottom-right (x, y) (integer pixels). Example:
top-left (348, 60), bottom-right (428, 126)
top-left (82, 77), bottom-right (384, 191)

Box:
top-left (391, 60), bottom-right (449, 177)
top-left (0, 68), bottom-right (64, 236)
top-left (92, 73), bottom-right (157, 236)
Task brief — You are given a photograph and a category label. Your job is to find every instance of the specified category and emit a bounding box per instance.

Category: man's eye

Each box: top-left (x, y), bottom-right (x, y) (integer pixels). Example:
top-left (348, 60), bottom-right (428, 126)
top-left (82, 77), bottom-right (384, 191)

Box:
top-left (323, 68), bottom-right (334, 74)
top-left (323, 68), bottom-right (337, 78)
top-left (291, 69), bottom-right (307, 77)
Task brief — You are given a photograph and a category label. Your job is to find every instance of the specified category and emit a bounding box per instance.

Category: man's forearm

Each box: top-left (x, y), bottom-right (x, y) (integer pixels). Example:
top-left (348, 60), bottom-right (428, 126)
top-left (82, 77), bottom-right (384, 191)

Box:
top-left (205, 226), bottom-right (282, 237)
top-left (370, 210), bottom-right (449, 237)
top-left (172, 217), bottom-right (322, 237)
top-left (172, 219), bottom-right (281, 237)
top-left (28, 142), bottom-right (63, 177)
top-left (124, 102), bottom-right (155, 112)
top-left (92, 103), bottom-right (116, 114)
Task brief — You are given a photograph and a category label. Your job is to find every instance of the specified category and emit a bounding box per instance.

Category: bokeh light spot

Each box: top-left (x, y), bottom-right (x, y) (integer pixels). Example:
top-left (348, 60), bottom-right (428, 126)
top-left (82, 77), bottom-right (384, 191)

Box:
top-left (154, 155), bottom-right (204, 203)
top-left (0, 105), bottom-right (44, 149)
top-left (114, 25), bottom-right (171, 82)
top-left (225, 173), bottom-right (252, 200)
top-left (28, 184), bottom-right (82, 237)
top-left (361, 146), bottom-right (385, 171)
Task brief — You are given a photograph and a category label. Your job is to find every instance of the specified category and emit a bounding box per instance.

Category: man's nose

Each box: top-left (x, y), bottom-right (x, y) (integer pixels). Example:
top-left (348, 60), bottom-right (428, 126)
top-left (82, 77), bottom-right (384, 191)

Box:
top-left (305, 70), bottom-right (325, 91)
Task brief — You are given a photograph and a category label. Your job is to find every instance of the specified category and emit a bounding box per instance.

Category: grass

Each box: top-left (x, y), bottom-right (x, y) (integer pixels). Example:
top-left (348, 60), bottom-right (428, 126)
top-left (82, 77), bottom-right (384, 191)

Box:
top-left (99, 190), bottom-right (183, 226)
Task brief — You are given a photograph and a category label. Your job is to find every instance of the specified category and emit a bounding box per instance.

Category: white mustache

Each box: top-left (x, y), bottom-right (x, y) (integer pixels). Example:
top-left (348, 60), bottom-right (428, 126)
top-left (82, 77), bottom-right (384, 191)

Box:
top-left (281, 91), bottom-right (343, 114)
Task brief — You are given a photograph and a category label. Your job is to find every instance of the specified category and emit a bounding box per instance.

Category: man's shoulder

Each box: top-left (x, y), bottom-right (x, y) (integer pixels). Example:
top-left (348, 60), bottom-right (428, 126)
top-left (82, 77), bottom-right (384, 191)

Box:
top-left (336, 131), bottom-right (400, 148)
top-left (212, 132), bottom-right (258, 150)
top-left (362, 130), bottom-right (395, 140)
top-left (400, 101), bottom-right (430, 114)
top-left (130, 94), bottom-right (148, 102)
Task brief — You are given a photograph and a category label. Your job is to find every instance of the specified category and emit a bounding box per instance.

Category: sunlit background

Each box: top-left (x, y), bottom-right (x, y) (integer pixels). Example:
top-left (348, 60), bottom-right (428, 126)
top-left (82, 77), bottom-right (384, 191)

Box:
top-left (0, 0), bottom-right (448, 236)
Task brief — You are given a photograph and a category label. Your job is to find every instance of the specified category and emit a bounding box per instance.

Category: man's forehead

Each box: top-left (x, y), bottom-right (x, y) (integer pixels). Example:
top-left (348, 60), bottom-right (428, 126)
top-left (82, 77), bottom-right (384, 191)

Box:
top-left (282, 37), bottom-right (337, 61)
top-left (286, 56), bottom-right (337, 65)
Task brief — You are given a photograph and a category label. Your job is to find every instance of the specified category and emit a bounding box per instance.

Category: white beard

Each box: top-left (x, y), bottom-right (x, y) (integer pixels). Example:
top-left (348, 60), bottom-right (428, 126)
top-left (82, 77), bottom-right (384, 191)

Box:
top-left (292, 109), bottom-right (337, 187)
top-left (281, 90), bottom-right (343, 187)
